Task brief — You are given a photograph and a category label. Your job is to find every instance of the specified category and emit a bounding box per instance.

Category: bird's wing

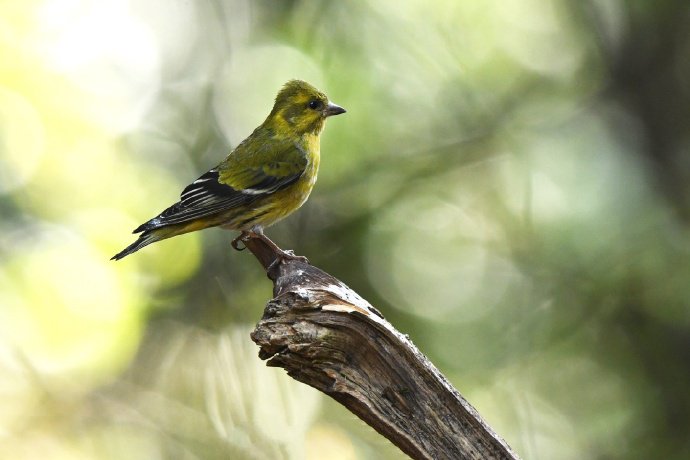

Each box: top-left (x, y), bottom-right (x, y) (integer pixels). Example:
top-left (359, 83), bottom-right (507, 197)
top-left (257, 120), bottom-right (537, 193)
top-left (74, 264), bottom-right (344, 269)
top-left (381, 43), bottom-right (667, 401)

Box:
top-left (134, 139), bottom-right (308, 232)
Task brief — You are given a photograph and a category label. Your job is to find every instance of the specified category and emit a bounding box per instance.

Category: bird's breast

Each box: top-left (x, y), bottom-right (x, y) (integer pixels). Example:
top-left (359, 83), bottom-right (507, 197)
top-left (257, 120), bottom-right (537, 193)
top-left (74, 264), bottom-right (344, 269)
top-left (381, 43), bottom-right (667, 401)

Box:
top-left (241, 139), bottom-right (320, 229)
top-left (285, 142), bottom-right (320, 210)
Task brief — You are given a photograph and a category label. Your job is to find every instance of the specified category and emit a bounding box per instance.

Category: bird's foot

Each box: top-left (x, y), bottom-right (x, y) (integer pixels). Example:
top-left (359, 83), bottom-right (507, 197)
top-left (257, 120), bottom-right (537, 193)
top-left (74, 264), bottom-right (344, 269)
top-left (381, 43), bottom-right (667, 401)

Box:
top-left (231, 231), bottom-right (250, 251)
top-left (278, 248), bottom-right (309, 264)
top-left (233, 229), bottom-right (309, 270)
top-left (267, 249), bottom-right (309, 271)
top-left (250, 231), bottom-right (310, 269)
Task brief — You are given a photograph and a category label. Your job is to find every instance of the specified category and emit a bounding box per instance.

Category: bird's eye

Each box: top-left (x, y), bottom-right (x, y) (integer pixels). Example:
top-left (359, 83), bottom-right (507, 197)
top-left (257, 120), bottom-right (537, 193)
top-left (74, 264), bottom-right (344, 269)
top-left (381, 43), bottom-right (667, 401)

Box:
top-left (308, 100), bottom-right (322, 110)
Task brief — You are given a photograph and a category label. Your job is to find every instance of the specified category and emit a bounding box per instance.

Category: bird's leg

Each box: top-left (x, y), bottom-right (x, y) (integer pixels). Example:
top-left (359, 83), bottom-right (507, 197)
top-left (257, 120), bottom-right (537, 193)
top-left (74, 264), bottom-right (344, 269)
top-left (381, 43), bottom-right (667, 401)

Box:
top-left (248, 226), bottom-right (309, 269)
top-left (231, 231), bottom-right (250, 251)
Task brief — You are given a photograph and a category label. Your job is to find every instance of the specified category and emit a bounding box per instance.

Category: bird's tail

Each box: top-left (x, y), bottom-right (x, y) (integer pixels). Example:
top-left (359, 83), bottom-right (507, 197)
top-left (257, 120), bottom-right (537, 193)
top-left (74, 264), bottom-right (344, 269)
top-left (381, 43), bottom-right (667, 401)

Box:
top-left (111, 230), bottom-right (161, 260)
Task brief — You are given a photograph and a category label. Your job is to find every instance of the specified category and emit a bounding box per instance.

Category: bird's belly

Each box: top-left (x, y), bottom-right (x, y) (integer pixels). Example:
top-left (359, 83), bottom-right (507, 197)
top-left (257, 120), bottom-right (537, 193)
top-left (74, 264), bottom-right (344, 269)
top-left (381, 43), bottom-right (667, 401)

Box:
top-left (231, 172), bottom-right (317, 231)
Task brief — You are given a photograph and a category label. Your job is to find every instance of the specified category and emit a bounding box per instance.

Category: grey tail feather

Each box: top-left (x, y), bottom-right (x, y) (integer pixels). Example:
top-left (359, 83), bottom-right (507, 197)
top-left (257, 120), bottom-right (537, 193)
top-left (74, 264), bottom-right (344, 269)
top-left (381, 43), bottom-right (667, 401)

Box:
top-left (111, 231), bottom-right (159, 261)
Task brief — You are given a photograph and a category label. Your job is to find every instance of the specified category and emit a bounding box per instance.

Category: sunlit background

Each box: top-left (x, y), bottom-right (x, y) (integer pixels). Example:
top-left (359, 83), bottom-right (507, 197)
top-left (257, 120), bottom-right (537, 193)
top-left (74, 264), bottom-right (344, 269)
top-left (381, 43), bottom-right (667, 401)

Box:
top-left (1, 0), bottom-right (689, 459)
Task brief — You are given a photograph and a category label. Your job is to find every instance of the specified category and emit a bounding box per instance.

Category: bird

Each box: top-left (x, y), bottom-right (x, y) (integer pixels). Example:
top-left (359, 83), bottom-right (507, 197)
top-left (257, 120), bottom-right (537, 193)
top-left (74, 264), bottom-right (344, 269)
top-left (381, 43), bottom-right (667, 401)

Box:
top-left (112, 80), bottom-right (345, 261)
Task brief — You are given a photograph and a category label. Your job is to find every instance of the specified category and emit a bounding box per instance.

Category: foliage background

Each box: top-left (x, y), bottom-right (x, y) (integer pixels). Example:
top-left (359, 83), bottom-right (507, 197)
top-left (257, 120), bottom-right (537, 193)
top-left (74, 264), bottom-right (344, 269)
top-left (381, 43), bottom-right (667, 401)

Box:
top-left (1, 1), bottom-right (689, 459)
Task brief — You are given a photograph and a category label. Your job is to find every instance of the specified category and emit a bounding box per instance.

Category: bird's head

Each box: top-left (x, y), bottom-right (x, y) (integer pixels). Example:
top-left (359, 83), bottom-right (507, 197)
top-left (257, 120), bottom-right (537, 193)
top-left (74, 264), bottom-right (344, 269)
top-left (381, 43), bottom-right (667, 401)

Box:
top-left (267, 80), bottom-right (346, 135)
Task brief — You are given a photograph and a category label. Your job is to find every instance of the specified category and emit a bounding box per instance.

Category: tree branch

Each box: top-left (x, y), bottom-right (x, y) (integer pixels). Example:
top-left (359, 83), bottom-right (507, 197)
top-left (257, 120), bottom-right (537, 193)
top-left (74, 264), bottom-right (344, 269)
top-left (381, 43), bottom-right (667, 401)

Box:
top-left (243, 236), bottom-right (520, 460)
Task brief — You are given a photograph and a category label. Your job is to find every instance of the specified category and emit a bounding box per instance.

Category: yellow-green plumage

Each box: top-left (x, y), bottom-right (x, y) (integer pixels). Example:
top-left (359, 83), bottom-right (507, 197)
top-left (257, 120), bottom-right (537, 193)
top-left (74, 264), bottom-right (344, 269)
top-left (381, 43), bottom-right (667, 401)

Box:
top-left (112, 80), bottom-right (345, 260)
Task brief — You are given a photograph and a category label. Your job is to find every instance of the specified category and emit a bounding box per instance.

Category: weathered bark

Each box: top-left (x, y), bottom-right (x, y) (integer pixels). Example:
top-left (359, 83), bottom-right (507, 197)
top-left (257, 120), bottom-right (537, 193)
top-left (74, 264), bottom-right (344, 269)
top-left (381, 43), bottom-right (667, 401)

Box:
top-left (243, 236), bottom-right (520, 460)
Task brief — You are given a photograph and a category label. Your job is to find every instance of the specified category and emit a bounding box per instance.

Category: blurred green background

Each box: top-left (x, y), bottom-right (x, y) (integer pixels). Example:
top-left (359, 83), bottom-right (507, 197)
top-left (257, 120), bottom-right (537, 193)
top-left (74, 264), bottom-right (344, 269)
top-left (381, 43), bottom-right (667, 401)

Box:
top-left (1, 0), bottom-right (689, 459)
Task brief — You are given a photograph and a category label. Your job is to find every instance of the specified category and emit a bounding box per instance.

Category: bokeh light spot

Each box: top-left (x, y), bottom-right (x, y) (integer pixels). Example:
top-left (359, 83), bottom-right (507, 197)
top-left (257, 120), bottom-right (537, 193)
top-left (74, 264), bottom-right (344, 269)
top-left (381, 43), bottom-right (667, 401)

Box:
top-left (0, 87), bottom-right (45, 194)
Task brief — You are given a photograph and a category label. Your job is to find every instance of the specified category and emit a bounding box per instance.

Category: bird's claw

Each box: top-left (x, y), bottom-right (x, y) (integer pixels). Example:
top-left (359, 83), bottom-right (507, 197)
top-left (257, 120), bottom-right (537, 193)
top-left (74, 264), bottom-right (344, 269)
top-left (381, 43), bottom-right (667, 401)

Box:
top-left (282, 249), bottom-right (309, 264)
top-left (232, 230), bottom-right (309, 270)
top-left (231, 232), bottom-right (249, 251)
top-left (266, 250), bottom-right (309, 271)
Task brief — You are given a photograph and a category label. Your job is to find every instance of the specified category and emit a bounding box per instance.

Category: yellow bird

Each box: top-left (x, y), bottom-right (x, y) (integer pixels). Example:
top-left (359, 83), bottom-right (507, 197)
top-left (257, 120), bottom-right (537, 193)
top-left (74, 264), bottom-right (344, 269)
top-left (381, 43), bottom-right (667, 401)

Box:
top-left (112, 80), bottom-right (345, 261)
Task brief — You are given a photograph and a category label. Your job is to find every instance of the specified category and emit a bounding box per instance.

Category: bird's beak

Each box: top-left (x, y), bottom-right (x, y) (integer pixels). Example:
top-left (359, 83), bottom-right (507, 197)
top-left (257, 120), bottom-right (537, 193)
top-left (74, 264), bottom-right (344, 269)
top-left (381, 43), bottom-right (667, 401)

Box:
top-left (324, 102), bottom-right (346, 117)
